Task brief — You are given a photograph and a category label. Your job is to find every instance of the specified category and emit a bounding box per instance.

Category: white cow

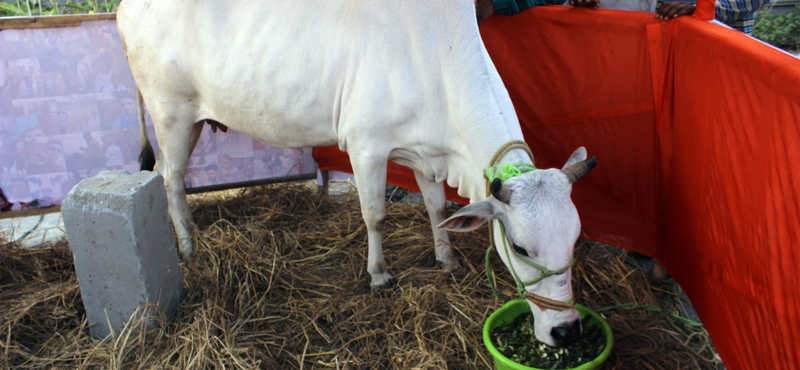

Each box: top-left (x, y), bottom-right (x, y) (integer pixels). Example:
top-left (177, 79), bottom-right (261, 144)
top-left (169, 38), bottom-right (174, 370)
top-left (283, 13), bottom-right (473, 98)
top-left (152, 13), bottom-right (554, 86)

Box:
top-left (117, 0), bottom-right (596, 346)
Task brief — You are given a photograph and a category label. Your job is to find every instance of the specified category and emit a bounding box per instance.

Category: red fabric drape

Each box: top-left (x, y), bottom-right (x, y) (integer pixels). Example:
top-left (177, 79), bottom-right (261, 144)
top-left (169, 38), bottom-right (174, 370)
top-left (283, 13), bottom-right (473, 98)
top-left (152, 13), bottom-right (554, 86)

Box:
top-left (312, 146), bottom-right (470, 204)
top-left (314, 7), bottom-right (800, 369)
top-left (694, 0), bottom-right (716, 21)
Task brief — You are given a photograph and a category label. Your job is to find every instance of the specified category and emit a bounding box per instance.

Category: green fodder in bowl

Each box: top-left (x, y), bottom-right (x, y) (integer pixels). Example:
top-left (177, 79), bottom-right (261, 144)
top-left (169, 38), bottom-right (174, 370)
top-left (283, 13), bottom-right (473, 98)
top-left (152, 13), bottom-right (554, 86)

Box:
top-left (490, 313), bottom-right (605, 369)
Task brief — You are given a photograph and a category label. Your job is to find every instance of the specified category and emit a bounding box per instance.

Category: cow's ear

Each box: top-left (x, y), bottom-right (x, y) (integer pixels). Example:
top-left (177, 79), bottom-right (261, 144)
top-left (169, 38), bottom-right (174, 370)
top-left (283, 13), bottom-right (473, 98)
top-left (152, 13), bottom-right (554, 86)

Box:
top-left (562, 147), bottom-right (587, 170)
top-left (437, 198), bottom-right (502, 232)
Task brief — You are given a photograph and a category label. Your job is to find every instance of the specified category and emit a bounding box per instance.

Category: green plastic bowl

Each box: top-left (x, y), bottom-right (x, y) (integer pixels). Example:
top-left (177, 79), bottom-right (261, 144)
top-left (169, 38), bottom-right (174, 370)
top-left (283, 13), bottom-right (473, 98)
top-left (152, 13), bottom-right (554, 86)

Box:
top-left (483, 300), bottom-right (613, 370)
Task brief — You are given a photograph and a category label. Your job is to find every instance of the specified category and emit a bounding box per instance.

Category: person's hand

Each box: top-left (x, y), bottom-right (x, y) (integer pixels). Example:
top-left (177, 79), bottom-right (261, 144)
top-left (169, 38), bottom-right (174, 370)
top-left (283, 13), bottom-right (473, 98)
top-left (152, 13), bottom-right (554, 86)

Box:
top-left (569, 0), bottom-right (601, 8)
top-left (656, 1), bottom-right (695, 19)
top-left (475, 0), bottom-right (494, 25)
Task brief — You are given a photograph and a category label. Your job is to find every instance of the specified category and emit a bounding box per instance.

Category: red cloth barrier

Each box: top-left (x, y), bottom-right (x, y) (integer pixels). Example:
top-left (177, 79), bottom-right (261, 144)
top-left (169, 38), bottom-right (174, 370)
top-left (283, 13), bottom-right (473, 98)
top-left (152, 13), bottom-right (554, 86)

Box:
top-left (694, 0), bottom-right (715, 21)
top-left (314, 7), bottom-right (800, 369)
top-left (312, 146), bottom-right (470, 204)
top-left (657, 17), bottom-right (800, 369)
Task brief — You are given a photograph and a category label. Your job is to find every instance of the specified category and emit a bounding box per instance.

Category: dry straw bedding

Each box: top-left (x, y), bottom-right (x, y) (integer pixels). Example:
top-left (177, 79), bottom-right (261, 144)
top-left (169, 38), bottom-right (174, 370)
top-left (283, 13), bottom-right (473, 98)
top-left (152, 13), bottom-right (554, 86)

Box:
top-left (1, 182), bottom-right (724, 369)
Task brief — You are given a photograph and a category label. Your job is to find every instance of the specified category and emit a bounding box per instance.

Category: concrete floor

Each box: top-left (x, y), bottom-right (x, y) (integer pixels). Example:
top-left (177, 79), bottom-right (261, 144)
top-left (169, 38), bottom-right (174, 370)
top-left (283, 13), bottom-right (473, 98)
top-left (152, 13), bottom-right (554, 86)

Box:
top-left (0, 211), bottom-right (65, 248)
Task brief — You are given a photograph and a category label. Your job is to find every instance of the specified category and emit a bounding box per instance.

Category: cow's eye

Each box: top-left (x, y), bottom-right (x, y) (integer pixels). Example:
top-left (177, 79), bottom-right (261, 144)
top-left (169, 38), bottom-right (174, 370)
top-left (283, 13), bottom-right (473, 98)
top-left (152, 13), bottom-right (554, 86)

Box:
top-left (512, 243), bottom-right (529, 257)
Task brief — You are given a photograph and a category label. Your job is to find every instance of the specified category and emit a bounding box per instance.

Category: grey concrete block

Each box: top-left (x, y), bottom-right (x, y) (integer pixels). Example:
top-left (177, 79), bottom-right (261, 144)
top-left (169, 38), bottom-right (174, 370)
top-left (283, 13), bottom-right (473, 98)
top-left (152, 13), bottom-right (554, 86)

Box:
top-left (62, 170), bottom-right (182, 338)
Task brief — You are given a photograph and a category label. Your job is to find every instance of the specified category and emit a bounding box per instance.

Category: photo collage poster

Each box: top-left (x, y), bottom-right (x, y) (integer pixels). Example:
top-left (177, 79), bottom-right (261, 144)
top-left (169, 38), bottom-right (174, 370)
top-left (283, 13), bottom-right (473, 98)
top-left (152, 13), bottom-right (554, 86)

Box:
top-left (0, 20), bottom-right (317, 206)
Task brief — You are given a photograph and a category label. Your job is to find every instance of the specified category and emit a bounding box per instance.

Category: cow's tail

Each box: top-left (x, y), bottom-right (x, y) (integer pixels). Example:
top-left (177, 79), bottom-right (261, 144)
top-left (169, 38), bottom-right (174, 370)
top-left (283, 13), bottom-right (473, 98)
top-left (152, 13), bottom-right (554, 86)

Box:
top-left (137, 87), bottom-right (156, 171)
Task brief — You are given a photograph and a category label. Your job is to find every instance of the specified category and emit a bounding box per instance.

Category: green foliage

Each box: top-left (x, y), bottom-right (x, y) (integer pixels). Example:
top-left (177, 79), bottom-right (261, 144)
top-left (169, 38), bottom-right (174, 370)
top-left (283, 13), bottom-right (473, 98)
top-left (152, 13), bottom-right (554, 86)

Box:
top-left (0, 2), bottom-right (31, 16)
top-left (0, 0), bottom-right (119, 17)
top-left (753, 4), bottom-right (800, 51)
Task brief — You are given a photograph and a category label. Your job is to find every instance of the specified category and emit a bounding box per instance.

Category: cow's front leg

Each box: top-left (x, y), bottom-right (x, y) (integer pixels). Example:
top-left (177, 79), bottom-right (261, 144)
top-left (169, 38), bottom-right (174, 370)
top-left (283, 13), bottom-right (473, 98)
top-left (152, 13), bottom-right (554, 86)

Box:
top-left (349, 152), bottom-right (395, 288)
top-left (414, 171), bottom-right (460, 270)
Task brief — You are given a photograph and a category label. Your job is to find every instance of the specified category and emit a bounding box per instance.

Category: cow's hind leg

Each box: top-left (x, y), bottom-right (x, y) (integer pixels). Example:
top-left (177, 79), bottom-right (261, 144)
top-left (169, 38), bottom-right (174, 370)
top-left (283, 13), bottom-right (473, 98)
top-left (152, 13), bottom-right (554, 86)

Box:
top-left (414, 171), bottom-right (460, 270)
top-left (349, 152), bottom-right (394, 288)
top-left (152, 114), bottom-right (202, 260)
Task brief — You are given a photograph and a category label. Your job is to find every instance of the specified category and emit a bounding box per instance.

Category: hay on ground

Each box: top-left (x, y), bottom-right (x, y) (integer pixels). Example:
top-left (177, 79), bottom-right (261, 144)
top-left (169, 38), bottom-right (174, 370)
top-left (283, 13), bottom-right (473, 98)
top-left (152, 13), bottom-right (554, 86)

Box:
top-left (0, 182), bottom-right (724, 369)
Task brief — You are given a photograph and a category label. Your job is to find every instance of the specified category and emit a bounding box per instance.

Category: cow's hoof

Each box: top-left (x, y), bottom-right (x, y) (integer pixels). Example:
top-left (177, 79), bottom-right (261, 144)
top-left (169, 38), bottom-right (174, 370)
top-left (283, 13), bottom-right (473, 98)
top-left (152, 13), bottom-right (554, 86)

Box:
top-left (178, 239), bottom-right (194, 261)
top-left (371, 276), bottom-right (397, 289)
top-left (440, 258), bottom-right (461, 270)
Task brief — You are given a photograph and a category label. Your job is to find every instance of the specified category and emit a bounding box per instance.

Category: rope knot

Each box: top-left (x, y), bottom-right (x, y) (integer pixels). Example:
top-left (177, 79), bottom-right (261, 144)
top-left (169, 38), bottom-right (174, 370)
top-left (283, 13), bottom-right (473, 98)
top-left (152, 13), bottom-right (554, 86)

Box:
top-left (484, 162), bottom-right (537, 183)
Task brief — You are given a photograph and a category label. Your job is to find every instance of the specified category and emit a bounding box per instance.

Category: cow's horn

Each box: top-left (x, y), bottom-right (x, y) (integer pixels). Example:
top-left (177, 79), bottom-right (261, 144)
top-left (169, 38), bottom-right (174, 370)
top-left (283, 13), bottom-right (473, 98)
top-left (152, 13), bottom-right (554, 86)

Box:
top-left (561, 156), bottom-right (597, 183)
top-left (490, 178), bottom-right (512, 204)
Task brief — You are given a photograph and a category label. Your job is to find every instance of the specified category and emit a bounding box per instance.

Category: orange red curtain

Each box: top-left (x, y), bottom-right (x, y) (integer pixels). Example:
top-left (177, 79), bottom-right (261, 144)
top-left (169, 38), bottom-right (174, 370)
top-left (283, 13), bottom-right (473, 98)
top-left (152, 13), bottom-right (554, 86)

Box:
top-left (313, 6), bottom-right (800, 369)
top-left (694, 0), bottom-right (715, 20)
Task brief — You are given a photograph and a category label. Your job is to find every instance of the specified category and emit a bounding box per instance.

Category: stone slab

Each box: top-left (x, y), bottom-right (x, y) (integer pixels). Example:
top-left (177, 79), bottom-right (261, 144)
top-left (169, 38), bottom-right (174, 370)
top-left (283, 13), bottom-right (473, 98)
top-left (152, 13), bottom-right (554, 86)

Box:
top-left (62, 170), bottom-right (182, 338)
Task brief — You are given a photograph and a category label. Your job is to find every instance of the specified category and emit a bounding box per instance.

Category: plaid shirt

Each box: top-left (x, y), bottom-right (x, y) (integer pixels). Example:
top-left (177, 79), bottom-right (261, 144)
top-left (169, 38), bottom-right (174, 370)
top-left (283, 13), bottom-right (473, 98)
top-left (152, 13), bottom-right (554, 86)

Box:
top-left (497, 0), bottom-right (772, 34)
top-left (715, 0), bottom-right (772, 34)
top-left (660, 0), bottom-right (772, 34)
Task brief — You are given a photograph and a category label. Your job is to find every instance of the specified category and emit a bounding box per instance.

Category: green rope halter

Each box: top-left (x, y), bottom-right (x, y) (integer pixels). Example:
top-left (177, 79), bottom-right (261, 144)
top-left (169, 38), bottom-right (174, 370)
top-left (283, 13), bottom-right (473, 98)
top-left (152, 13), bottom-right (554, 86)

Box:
top-left (481, 142), bottom-right (703, 327)
top-left (484, 162), bottom-right (537, 182)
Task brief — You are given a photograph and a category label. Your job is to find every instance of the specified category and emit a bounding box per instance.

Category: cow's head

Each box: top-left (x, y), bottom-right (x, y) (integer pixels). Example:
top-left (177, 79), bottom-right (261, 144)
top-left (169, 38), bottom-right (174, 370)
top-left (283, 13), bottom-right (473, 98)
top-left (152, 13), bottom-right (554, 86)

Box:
top-left (439, 147), bottom-right (596, 346)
